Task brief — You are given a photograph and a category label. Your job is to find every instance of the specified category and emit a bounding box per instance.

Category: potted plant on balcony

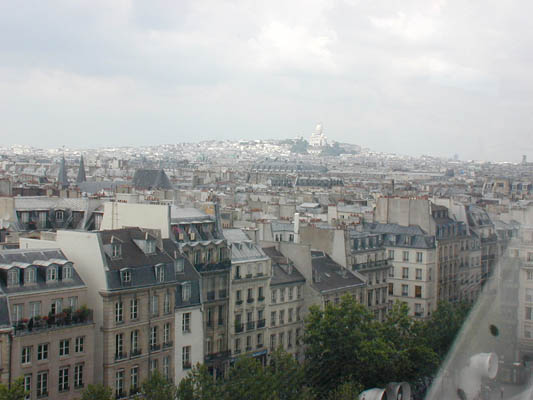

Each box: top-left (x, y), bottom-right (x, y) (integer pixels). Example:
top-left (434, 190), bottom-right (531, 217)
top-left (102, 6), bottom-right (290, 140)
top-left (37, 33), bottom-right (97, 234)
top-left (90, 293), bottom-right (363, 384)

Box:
top-left (75, 305), bottom-right (90, 323)
top-left (47, 311), bottom-right (55, 326)
top-left (64, 307), bottom-right (72, 324)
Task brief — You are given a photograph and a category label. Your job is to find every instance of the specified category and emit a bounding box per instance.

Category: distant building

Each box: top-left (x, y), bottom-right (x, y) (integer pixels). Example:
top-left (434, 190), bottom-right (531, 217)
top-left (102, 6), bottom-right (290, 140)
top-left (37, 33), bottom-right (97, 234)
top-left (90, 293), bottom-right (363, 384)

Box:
top-left (132, 169), bottom-right (172, 191)
top-left (309, 123), bottom-right (328, 147)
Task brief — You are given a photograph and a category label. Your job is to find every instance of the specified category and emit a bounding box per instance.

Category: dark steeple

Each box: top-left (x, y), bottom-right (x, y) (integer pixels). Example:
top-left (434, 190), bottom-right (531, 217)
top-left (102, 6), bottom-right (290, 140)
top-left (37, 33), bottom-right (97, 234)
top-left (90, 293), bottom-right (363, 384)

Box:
top-left (76, 155), bottom-right (87, 184)
top-left (57, 156), bottom-right (69, 188)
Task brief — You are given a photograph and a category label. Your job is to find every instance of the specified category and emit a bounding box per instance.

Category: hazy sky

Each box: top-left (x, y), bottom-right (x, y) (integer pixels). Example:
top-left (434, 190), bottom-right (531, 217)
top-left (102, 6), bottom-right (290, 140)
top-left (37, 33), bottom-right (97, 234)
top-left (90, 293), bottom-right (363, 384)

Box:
top-left (1, 0), bottom-right (532, 161)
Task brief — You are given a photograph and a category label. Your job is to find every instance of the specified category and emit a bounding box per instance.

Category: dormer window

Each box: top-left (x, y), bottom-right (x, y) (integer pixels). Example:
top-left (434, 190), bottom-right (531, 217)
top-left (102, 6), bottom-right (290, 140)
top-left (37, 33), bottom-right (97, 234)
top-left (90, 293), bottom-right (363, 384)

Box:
top-left (155, 265), bottom-right (165, 282)
top-left (63, 265), bottom-right (73, 280)
top-left (8, 269), bottom-right (19, 287)
top-left (147, 240), bottom-right (156, 254)
top-left (25, 268), bottom-right (36, 285)
top-left (182, 282), bottom-right (192, 301)
top-left (55, 210), bottom-right (64, 222)
top-left (46, 267), bottom-right (57, 282)
top-left (112, 244), bottom-right (122, 258)
top-left (121, 269), bottom-right (131, 284)
top-left (175, 259), bottom-right (184, 275)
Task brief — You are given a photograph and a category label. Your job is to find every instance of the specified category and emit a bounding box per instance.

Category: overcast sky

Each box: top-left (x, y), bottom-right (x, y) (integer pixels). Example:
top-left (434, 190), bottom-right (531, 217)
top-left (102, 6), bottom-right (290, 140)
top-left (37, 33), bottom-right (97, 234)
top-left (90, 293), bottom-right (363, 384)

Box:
top-left (1, 0), bottom-right (532, 161)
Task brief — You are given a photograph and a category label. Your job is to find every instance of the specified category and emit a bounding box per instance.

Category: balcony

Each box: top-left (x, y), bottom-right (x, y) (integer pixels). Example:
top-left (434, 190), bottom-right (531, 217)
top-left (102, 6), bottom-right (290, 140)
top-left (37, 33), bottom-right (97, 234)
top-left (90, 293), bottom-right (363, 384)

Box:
top-left (204, 350), bottom-right (231, 362)
top-left (247, 298), bottom-right (254, 304)
top-left (13, 308), bottom-right (93, 337)
top-left (246, 321), bottom-right (255, 331)
top-left (257, 343), bottom-right (264, 349)
top-left (150, 343), bottom-right (161, 352)
top-left (234, 274), bottom-right (241, 280)
top-left (258, 296), bottom-right (265, 302)
top-left (130, 388), bottom-right (141, 397)
top-left (115, 352), bottom-right (128, 361)
top-left (163, 341), bottom-right (173, 349)
top-left (182, 362), bottom-right (192, 370)
top-left (207, 291), bottom-right (216, 301)
top-left (246, 274), bottom-right (253, 279)
top-left (130, 349), bottom-right (142, 358)
top-left (256, 272), bottom-right (264, 277)
top-left (235, 299), bottom-right (243, 306)
top-left (235, 323), bottom-right (244, 333)
top-left (257, 319), bottom-right (266, 328)
top-left (219, 289), bottom-right (227, 299)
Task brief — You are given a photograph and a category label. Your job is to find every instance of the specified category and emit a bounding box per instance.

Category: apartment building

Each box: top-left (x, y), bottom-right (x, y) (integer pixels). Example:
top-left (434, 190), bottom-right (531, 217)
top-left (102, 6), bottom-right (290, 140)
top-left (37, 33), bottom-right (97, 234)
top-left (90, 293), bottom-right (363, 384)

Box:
top-left (21, 228), bottom-right (183, 398)
top-left (347, 230), bottom-right (390, 321)
top-left (0, 249), bottom-right (95, 400)
top-left (171, 206), bottom-right (231, 378)
top-left (225, 229), bottom-right (271, 364)
top-left (367, 223), bottom-right (437, 318)
top-left (262, 247), bottom-right (306, 361)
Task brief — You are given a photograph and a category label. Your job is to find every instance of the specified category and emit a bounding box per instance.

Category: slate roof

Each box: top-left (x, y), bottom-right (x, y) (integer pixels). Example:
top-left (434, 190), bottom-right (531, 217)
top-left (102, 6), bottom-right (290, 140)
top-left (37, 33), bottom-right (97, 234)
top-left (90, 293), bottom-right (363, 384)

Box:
top-left (0, 248), bottom-right (85, 295)
top-left (76, 155), bottom-right (86, 184)
top-left (99, 228), bottom-right (174, 271)
top-left (310, 252), bottom-right (365, 293)
top-left (0, 297), bottom-right (11, 328)
top-left (365, 222), bottom-right (426, 235)
top-left (271, 221), bottom-right (294, 232)
top-left (132, 169), bottom-right (172, 190)
top-left (224, 229), bottom-right (268, 262)
top-left (262, 247), bottom-right (305, 286)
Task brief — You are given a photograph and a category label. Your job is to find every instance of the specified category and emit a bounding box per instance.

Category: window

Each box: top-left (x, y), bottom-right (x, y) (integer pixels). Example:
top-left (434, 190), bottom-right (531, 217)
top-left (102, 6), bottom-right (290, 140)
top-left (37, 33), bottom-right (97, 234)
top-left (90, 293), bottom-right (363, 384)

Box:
top-left (121, 270), bottom-right (131, 283)
top-left (183, 312), bottom-right (191, 333)
top-left (75, 336), bottom-right (84, 353)
top-left (130, 330), bottom-right (139, 354)
top-left (38, 344), bottom-right (48, 361)
top-left (296, 307), bottom-right (301, 321)
top-left (258, 286), bottom-right (264, 300)
top-left (297, 286), bottom-right (302, 299)
top-left (403, 251), bottom-right (409, 262)
top-left (56, 210), bottom-right (64, 221)
top-left (63, 265), bottom-right (73, 280)
top-left (279, 332), bottom-right (284, 347)
top-left (182, 346), bottom-right (191, 369)
top-left (155, 265), bottom-right (165, 282)
top-left (388, 250), bottom-right (395, 259)
top-left (8, 269), bottom-right (19, 286)
top-left (115, 301), bottom-right (123, 323)
top-left (236, 290), bottom-right (242, 303)
top-left (164, 323), bottom-right (171, 344)
top-left (24, 374), bottom-right (31, 400)
top-left (58, 367), bottom-right (69, 392)
top-left (115, 370), bottom-right (124, 397)
top-left (147, 240), bottom-right (156, 254)
top-left (527, 289), bottom-right (533, 303)
top-left (30, 301), bottom-right (41, 318)
top-left (51, 299), bottom-right (62, 315)
top-left (257, 263), bottom-right (263, 275)
top-left (235, 265), bottom-right (241, 279)
top-left (402, 267), bottom-right (409, 279)
top-left (163, 356), bottom-right (170, 378)
top-left (175, 259), bottom-right (184, 274)
top-left (271, 311), bottom-right (276, 327)
top-left (46, 267), bottom-right (57, 282)
top-left (130, 298), bottom-right (138, 320)
top-left (115, 333), bottom-right (124, 358)
top-left (235, 338), bottom-right (241, 353)
top-left (526, 307), bottom-right (532, 321)
top-left (416, 252), bottom-right (423, 263)
top-left (246, 335), bottom-right (252, 350)
top-left (288, 287), bottom-right (294, 300)
top-left (25, 268), bottom-right (36, 284)
top-left (247, 288), bottom-right (253, 302)
top-left (130, 366), bottom-right (138, 391)
top-left (112, 244), bottom-right (121, 258)
top-left (218, 305), bottom-right (224, 325)
top-left (288, 308), bottom-right (293, 323)
top-left (150, 359), bottom-right (158, 374)
top-left (150, 326), bottom-right (158, 349)
top-left (288, 331), bottom-right (293, 348)
top-left (22, 346), bottom-right (31, 364)
top-left (37, 371), bottom-right (48, 397)
top-left (271, 289), bottom-right (277, 303)
top-left (257, 333), bottom-right (263, 347)
top-left (59, 339), bottom-right (70, 357)
top-left (280, 288), bottom-right (285, 302)
top-left (182, 283), bottom-right (192, 301)
top-left (388, 283), bottom-right (394, 295)
top-left (151, 295), bottom-right (159, 316)
top-left (68, 296), bottom-right (78, 310)
top-left (206, 338), bottom-right (212, 355)
top-left (13, 304), bottom-right (23, 322)
top-left (528, 271), bottom-right (533, 280)
top-left (270, 334), bottom-right (276, 348)
top-left (164, 292), bottom-right (171, 314)
top-left (279, 310), bottom-right (285, 325)
top-left (401, 285), bottom-right (408, 297)
top-left (415, 285), bottom-right (422, 298)
top-left (416, 268), bottom-right (422, 280)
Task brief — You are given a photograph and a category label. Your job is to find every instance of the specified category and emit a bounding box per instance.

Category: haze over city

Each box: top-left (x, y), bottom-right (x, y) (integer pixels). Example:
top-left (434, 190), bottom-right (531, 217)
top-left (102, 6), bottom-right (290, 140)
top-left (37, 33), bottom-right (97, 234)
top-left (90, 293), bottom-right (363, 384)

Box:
top-left (1, 0), bottom-right (533, 161)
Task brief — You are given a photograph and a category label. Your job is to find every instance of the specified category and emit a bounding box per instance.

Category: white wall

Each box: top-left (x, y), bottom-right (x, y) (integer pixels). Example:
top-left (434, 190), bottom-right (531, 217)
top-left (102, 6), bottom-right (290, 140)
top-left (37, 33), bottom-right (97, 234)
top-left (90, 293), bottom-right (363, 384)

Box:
top-left (175, 306), bottom-right (204, 383)
top-left (100, 202), bottom-right (171, 239)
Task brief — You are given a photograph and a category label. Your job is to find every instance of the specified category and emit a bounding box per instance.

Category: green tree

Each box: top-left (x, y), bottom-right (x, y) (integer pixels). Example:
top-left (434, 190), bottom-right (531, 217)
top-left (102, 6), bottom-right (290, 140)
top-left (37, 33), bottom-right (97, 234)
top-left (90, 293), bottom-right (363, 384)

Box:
top-left (80, 384), bottom-right (113, 400)
top-left (142, 371), bottom-right (177, 400)
top-left (177, 364), bottom-right (220, 400)
top-left (327, 381), bottom-right (363, 400)
top-left (268, 348), bottom-right (309, 400)
top-left (0, 378), bottom-right (27, 400)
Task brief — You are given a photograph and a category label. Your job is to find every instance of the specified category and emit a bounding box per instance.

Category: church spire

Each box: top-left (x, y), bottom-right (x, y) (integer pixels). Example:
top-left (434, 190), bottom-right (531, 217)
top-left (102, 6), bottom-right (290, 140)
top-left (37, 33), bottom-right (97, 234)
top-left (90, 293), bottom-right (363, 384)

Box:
top-left (58, 156), bottom-right (69, 188)
top-left (76, 155), bottom-right (87, 184)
